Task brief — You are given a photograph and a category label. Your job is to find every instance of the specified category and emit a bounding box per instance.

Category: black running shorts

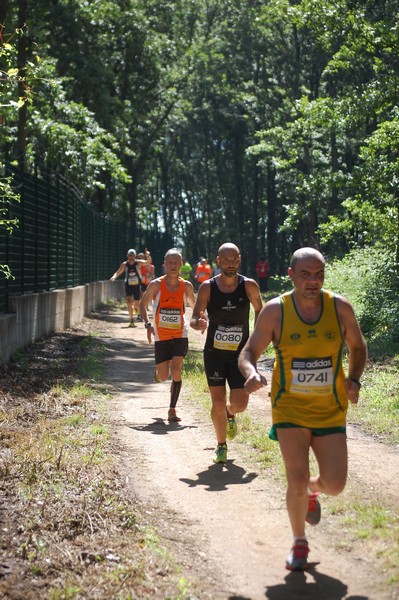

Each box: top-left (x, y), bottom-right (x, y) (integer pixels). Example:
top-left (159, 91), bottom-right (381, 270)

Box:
top-left (203, 348), bottom-right (246, 389)
top-left (125, 283), bottom-right (141, 300)
top-left (155, 338), bottom-right (188, 364)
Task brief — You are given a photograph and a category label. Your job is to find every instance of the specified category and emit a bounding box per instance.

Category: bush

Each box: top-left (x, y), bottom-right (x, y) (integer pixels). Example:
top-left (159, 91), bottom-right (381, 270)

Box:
top-left (324, 246), bottom-right (399, 356)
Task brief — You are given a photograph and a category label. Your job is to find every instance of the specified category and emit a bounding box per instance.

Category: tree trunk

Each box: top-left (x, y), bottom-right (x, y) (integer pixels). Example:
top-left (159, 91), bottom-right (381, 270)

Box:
top-left (250, 158), bottom-right (260, 277)
top-left (0, 1), bottom-right (10, 30)
top-left (330, 127), bottom-right (339, 214)
top-left (233, 129), bottom-right (245, 265)
top-left (16, 0), bottom-right (27, 169)
top-left (266, 162), bottom-right (277, 275)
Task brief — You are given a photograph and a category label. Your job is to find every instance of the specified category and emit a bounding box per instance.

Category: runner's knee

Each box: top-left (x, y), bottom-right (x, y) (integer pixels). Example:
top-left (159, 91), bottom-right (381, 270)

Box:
top-left (319, 475), bottom-right (346, 496)
top-left (229, 393), bottom-right (249, 414)
top-left (170, 363), bottom-right (183, 381)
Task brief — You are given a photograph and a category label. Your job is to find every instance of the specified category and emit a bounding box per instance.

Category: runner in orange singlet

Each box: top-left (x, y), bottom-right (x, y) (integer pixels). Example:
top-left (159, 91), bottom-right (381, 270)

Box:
top-left (195, 258), bottom-right (212, 290)
top-left (139, 249), bottom-right (195, 422)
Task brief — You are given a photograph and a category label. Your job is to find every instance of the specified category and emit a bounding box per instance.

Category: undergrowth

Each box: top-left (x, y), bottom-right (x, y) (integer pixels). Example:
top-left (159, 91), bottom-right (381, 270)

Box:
top-left (0, 330), bottom-right (190, 599)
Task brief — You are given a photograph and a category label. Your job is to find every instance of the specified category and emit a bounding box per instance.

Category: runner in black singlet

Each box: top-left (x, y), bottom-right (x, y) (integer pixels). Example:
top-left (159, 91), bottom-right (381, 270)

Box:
top-left (110, 249), bottom-right (151, 326)
top-left (191, 242), bottom-right (262, 464)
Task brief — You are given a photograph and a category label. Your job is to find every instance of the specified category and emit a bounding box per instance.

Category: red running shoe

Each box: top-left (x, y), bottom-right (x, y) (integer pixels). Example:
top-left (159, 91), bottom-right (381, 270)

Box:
top-left (286, 540), bottom-right (310, 571)
top-left (306, 492), bottom-right (321, 525)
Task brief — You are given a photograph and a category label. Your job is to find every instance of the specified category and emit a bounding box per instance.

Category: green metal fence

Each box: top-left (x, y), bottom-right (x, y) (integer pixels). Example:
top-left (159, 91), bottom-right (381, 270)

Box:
top-left (0, 165), bottom-right (173, 314)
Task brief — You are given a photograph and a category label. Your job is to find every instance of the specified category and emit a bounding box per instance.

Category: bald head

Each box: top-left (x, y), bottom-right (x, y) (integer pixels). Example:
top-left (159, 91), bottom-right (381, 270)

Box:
top-left (217, 242), bottom-right (241, 278)
top-left (218, 242), bottom-right (240, 257)
top-left (290, 247), bottom-right (325, 270)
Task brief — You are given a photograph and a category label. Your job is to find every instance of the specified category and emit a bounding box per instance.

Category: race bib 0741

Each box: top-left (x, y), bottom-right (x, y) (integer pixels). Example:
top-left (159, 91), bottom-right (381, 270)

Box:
top-left (290, 356), bottom-right (333, 395)
top-left (159, 308), bottom-right (181, 329)
top-left (213, 325), bottom-right (243, 351)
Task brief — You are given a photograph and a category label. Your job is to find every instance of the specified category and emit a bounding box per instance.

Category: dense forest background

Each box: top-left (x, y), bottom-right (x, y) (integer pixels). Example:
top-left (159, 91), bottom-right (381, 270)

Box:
top-left (1, 0), bottom-right (398, 284)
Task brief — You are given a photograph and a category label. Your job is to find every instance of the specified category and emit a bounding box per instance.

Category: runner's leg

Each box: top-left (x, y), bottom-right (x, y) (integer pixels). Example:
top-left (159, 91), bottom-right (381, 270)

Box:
top-left (228, 388), bottom-right (249, 416)
top-left (169, 355), bottom-right (184, 408)
top-left (310, 433), bottom-right (348, 495)
top-left (277, 428), bottom-right (312, 537)
top-left (126, 296), bottom-right (134, 321)
top-left (156, 360), bottom-right (171, 382)
top-left (209, 386), bottom-right (228, 444)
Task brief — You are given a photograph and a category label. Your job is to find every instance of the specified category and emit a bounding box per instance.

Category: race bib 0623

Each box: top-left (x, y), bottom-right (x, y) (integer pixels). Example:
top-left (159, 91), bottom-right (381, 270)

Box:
top-left (128, 273), bottom-right (139, 285)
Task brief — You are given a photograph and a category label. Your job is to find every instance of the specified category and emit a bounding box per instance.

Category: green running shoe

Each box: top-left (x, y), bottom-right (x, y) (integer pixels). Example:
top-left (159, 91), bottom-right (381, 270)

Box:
top-left (285, 541), bottom-right (310, 571)
top-left (226, 416), bottom-right (238, 440)
top-left (128, 320), bottom-right (136, 327)
top-left (213, 443), bottom-right (227, 463)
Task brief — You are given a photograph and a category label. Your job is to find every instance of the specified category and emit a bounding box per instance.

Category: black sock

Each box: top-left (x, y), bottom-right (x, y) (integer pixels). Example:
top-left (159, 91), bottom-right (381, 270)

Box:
top-left (170, 380), bottom-right (182, 409)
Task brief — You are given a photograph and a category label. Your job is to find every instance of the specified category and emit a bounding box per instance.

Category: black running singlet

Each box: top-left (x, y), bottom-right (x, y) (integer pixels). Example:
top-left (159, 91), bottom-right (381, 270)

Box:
top-left (124, 261), bottom-right (141, 286)
top-left (204, 275), bottom-right (250, 354)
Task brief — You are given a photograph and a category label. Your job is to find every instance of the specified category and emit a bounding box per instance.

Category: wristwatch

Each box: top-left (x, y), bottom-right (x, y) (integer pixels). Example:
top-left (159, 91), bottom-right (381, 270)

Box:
top-left (349, 377), bottom-right (362, 389)
top-left (145, 322), bottom-right (152, 329)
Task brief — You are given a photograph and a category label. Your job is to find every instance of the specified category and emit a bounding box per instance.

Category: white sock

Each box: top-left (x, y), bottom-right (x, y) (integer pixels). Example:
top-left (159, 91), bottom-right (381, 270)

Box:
top-left (293, 535), bottom-right (307, 545)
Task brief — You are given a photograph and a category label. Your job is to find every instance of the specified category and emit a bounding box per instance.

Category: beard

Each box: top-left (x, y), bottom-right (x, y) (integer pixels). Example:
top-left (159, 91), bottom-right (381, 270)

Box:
top-left (222, 268), bottom-right (238, 278)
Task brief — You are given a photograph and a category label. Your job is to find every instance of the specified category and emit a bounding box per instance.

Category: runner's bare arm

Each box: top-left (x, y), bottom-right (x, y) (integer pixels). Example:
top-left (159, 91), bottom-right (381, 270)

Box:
top-left (238, 300), bottom-right (281, 393)
top-left (184, 281), bottom-right (196, 310)
top-left (244, 279), bottom-right (263, 324)
top-left (139, 279), bottom-right (161, 342)
top-left (135, 249), bottom-right (152, 265)
top-left (336, 296), bottom-right (367, 404)
top-left (190, 281), bottom-right (210, 332)
top-left (110, 262), bottom-right (126, 281)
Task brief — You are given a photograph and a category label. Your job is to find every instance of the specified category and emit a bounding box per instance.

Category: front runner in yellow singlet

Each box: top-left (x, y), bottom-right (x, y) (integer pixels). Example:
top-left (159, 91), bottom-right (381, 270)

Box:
top-left (270, 288), bottom-right (347, 433)
top-left (238, 247), bottom-right (367, 572)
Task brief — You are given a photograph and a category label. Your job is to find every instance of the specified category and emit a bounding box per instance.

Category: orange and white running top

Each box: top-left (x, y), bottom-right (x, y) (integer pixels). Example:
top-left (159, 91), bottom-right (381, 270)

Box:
top-left (152, 276), bottom-right (188, 341)
top-left (196, 263), bottom-right (212, 283)
top-left (140, 263), bottom-right (149, 285)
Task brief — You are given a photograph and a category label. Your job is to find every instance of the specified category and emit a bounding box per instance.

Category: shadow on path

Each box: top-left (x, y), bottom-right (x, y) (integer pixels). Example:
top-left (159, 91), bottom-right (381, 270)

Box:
top-left (127, 418), bottom-right (198, 435)
top-left (264, 569), bottom-right (369, 600)
top-left (180, 461), bottom-right (258, 492)
top-left (87, 310), bottom-right (129, 325)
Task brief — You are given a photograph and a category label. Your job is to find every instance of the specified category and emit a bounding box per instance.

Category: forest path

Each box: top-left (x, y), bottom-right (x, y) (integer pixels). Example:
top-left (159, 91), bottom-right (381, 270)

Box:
top-left (91, 304), bottom-right (399, 600)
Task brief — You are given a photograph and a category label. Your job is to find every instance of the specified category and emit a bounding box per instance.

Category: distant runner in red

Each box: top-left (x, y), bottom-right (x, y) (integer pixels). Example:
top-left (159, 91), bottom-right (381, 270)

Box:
top-left (255, 256), bottom-right (269, 292)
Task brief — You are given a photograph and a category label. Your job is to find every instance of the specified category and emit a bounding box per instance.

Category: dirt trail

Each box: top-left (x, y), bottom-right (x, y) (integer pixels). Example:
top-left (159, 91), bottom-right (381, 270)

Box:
top-left (91, 305), bottom-right (399, 600)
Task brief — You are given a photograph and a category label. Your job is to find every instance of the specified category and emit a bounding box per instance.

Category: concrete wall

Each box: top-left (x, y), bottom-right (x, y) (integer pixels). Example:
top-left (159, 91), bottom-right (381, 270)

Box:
top-left (0, 280), bottom-right (125, 363)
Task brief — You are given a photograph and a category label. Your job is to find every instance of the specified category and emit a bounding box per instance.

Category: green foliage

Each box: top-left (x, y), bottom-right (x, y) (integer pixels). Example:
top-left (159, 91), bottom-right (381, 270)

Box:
top-left (0, 31), bottom-right (23, 280)
top-left (2, 0), bottom-right (399, 304)
top-left (0, 27), bottom-right (34, 114)
top-left (324, 246), bottom-right (399, 353)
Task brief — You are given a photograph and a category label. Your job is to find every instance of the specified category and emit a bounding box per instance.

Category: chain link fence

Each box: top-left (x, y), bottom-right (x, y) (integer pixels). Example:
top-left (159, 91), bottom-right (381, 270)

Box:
top-left (0, 164), bottom-right (173, 314)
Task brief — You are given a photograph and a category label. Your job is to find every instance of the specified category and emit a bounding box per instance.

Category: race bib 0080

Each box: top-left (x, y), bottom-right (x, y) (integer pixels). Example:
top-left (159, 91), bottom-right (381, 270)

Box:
top-left (290, 356), bottom-right (333, 395)
top-left (213, 325), bottom-right (243, 351)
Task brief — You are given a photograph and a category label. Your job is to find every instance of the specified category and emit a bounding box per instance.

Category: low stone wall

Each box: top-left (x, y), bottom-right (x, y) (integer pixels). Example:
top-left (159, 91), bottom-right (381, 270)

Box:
top-left (0, 280), bottom-right (125, 363)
